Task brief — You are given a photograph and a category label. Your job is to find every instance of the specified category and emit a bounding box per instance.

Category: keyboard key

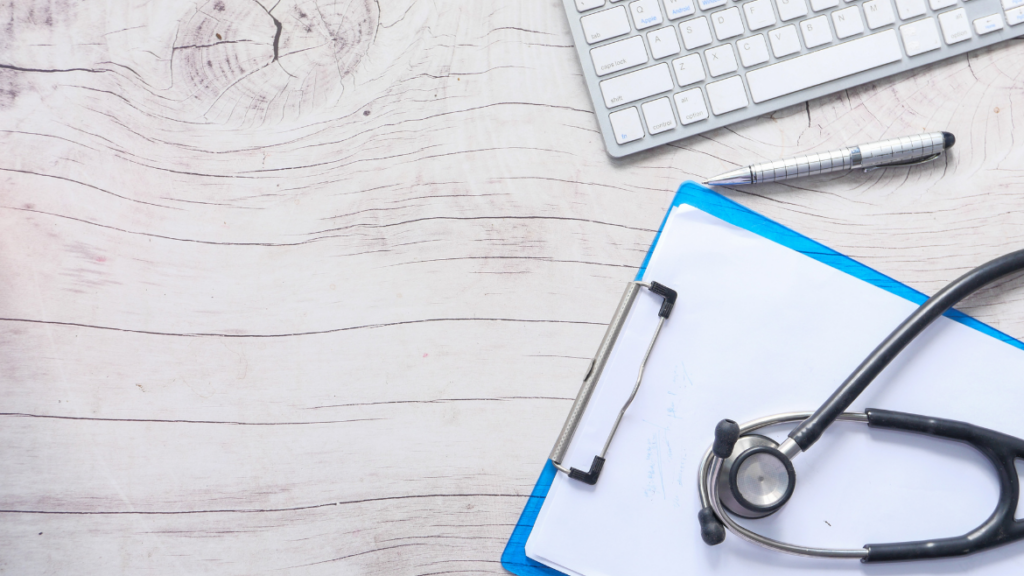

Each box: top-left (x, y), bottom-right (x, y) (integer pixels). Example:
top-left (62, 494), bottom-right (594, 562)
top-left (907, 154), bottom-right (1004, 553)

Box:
top-left (811, 0), bottom-right (839, 11)
top-left (929, 0), bottom-right (957, 9)
top-left (681, 16), bottom-right (714, 48)
top-left (609, 107), bottom-right (645, 144)
top-left (581, 7), bottom-right (632, 44)
top-left (664, 0), bottom-right (697, 19)
top-left (705, 76), bottom-right (749, 114)
top-left (900, 17), bottom-right (941, 55)
top-left (974, 13), bottom-right (1004, 34)
top-left (938, 8), bottom-right (972, 43)
top-left (895, 0), bottom-right (926, 20)
top-left (674, 88), bottom-right (710, 124)
top-left (577, 0), bottom-right (606, 11)
top-left (800, 15), bottom-right (834, 47)
top-left (1004, 0), bottom-right (1024, 9)
top-left (672, 53), bottom-right (707, 85)
top-left (738, 34), bottom-right (771, 66)
top-left (1007, 5), bottom-right (1024, 25)
top-left (591, 36), bottom-right (649, 77)
top-left (769, 24), bottom-right (802, 56)
top-left (832, 6), bottom-right (865, 37)
top-left (599, 63), bottom-right (674, 107)
top-left (777, 0), bottom-right (809, 21)
top-left (864, 0), bottom-right (896, 28)
top-left (743, 0), bottom-right (778, 29)
top-left (712, 7), bottom-right (745, 39)
top-left (705, 44), bottom-right (739, 75)
top-left (631, 0), bottom-right (665, 29)
top-left (747, 30), bottom-right (901, 102)
top-left (648, 26), bottom-right (682, 58)
top-left (698, 0), bottom-right (729, 10)
top-left (642, 97), bottom-right (678, 134)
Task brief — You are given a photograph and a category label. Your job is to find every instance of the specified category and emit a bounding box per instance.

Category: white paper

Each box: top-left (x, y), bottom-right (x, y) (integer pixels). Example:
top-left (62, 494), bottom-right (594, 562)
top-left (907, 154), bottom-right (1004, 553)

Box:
top-left (526, 205), bottom-right (1024, 576)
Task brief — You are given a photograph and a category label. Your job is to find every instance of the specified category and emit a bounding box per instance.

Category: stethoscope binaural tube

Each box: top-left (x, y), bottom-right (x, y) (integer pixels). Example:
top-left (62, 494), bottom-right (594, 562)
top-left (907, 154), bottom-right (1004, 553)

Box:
top-left (699, 248), bottom-right (1024, 562)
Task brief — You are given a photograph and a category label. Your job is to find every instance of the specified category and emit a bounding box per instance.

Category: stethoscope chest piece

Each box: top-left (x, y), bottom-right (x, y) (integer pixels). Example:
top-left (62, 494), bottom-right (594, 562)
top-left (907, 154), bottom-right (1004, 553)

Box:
top-left (716, 432), bottom-right (795, 519)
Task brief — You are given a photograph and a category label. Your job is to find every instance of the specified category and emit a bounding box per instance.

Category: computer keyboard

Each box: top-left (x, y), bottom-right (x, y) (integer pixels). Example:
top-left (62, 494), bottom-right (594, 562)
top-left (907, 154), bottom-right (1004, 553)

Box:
top-left (562, 0), bottom-right (1024, 157)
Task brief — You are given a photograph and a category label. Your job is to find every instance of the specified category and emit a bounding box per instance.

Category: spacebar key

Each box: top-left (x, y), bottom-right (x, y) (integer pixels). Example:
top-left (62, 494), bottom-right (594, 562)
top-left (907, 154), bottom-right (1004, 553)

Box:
top-left (746, 30), bottom-right (902, 104)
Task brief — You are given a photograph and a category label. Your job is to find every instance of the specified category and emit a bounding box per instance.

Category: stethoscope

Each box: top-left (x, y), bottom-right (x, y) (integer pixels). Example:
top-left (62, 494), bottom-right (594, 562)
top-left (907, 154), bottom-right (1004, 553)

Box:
top-left (697, 249), bottom-right (1024, 562)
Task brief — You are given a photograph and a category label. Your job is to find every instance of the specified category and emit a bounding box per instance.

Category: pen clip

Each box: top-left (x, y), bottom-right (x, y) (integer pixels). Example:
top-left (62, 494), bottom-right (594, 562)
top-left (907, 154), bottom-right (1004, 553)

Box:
top-left (863, 152), bottom-right (943, 172)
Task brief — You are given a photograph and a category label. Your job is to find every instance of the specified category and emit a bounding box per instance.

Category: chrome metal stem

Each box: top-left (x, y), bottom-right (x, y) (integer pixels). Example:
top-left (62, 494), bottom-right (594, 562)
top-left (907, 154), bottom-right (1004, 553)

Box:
top-left (777, 437), bottom-right (801, 459)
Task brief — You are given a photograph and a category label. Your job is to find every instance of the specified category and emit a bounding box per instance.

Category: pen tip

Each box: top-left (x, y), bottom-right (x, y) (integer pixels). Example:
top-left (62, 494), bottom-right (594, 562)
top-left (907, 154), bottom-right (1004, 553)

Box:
top-left (942, 132), bottom-right (955, 149)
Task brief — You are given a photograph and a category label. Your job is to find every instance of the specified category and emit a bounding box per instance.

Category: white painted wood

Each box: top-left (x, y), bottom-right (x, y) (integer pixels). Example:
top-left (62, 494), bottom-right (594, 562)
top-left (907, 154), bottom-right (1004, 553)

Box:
top-left (0, 0), bottom-right (1022, 572)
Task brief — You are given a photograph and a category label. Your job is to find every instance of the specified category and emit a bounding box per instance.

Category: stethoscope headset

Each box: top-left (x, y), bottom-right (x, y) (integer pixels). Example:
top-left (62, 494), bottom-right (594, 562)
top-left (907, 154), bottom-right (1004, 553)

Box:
top-left (697, 249), bottom-right (1024, 562)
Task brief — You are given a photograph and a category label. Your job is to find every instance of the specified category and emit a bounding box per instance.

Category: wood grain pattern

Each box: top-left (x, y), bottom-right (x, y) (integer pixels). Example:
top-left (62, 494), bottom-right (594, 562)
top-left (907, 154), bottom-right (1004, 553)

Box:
top-left (1, 0), bottom-right (1022, 573)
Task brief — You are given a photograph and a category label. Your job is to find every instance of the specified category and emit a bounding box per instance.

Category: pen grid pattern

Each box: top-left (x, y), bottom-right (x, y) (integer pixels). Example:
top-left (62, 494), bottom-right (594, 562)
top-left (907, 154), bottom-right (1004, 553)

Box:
top-left (746, 131), bottom-right (946, 183)
top-left (753, 148), bottom-right (855, 182)
top-left (859, 132), bottom-right (945, 166)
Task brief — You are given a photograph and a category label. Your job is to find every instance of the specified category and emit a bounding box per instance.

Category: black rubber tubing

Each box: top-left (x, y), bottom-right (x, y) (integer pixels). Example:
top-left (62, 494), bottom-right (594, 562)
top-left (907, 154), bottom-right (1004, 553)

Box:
top-left (788, 248), bottom-right (1024, 452)
top-left (861, 408), bottom-right (1024, 562)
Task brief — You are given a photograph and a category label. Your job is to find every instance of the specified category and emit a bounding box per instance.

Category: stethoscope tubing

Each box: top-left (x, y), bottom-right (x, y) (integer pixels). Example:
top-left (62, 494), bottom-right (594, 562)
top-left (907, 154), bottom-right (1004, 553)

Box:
top-left (699, 250), bottom-right (1024, 561)
top-left (788, 249), bottom-right (1024, 452)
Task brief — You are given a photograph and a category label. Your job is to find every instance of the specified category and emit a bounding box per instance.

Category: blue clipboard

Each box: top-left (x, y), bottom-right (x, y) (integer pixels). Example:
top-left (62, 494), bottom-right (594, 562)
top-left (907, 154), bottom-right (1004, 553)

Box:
top-left (500, 180), bottom-right (1024, 575)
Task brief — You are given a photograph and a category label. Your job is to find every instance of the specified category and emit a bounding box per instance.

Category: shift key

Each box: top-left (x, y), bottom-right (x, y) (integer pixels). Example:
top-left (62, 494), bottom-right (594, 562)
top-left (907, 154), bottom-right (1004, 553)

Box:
top-left (600, 64), bottom-right (674, 108)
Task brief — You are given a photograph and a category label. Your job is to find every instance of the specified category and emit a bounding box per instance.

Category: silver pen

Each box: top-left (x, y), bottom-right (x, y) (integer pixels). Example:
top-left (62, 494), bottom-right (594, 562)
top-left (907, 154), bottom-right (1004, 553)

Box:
top-left (703, 131), bottom-right (955, 186)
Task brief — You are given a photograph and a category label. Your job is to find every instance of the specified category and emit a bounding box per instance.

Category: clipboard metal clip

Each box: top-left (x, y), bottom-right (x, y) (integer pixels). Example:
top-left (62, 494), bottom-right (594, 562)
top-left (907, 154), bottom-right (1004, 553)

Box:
top-left (549, 280), bottom-right (677, 485)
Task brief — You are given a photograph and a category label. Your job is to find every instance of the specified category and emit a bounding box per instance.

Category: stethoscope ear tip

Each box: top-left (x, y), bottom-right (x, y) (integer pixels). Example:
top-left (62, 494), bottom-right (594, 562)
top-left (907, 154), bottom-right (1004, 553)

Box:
top-left (713, 419), bottom-right (741, 459)
top-left (698, 506), bottom-right (726, 546)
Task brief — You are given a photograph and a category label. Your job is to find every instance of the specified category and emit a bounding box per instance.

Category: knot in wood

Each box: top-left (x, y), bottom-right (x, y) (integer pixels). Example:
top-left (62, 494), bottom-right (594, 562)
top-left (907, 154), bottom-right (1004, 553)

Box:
top-left (174, 0), bottom-right (378, 125)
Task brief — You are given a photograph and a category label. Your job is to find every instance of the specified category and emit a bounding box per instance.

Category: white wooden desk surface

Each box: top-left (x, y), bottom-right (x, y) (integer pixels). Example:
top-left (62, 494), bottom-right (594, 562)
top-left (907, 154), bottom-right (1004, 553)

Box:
top-left (1, 0), bottom-right (1022, 573)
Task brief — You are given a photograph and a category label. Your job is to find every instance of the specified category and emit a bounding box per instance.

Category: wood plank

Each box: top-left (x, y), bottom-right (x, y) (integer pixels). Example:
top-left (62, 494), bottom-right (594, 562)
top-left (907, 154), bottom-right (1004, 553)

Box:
top-left (2, 0), bottom-right (1023, 573)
